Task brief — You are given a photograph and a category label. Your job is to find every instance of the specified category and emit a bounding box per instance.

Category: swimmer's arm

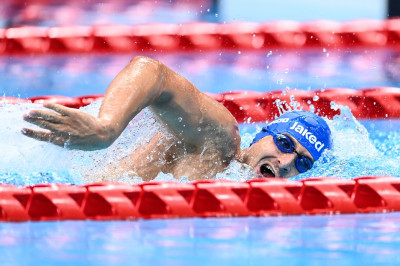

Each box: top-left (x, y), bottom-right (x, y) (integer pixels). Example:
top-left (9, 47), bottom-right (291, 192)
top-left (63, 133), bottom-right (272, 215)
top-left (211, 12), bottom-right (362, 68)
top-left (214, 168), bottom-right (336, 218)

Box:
top-left (99, 56), bottom-right (240, 154)
top-left (22, 56), bottom-right (240, 154)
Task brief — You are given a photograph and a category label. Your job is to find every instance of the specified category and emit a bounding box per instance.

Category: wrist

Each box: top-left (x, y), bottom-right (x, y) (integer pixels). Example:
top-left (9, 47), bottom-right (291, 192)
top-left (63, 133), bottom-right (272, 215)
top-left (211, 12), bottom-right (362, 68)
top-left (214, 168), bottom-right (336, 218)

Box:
top-left (98, 118), bottom-right (119, 148)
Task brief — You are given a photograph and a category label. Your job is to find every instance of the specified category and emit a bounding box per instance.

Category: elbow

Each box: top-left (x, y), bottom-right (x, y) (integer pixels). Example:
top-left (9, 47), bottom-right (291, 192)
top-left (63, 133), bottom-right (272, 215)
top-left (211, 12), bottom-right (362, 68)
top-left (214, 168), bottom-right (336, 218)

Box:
top-left (129, 56), bottom-right (165, 76)
top-left (129, 56), bottom-right (169, 103)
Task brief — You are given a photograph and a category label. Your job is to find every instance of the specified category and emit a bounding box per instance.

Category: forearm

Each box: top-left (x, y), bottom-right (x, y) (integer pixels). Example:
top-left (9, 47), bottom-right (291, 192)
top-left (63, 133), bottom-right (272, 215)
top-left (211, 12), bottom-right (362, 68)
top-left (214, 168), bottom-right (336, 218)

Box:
top-left (98, 56), bottom-right (166, 141)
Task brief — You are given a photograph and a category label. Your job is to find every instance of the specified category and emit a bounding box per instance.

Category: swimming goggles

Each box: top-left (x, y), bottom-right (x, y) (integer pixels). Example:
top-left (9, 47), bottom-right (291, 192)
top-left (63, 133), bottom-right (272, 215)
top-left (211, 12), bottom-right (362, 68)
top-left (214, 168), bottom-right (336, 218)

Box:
top-left (271, 132), bottom-right (314, 173)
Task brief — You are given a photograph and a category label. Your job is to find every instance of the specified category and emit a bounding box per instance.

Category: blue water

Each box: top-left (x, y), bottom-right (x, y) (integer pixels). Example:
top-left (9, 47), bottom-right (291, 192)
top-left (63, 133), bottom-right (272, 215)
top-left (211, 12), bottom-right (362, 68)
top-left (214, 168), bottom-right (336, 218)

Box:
top-left (1, 1), bottom-right (398, 265)
top-left (1, 213), bottom-right (400, 265)
top-left (1, 47), bottom-right (400, 266)
top-left (0, 100), bottom-right (398, 185)
top-left (0, 55), bottom-right (399, 265)
top-left (2, 48), bottom-right (400, 98)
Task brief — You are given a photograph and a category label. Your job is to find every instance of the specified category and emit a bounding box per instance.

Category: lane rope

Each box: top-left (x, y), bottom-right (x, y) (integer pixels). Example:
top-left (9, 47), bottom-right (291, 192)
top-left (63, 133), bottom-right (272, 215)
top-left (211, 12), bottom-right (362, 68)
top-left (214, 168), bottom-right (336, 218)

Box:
top-left (1, 19), bottom-right (400, 54)
top-left (1, 176), bottom-right (400, 221)
top-left (3, 87), bottom-right (400, 120)
top-left (2, 18), bottom-right (400, 220)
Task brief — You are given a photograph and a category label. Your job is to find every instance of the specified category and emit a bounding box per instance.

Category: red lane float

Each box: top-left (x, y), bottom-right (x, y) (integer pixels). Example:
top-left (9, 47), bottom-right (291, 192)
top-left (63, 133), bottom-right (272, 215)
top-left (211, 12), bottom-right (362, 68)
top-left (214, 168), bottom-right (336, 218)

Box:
top-left (4, 87), bottom-right (400, 121)
top-left (1, 176), bottom-right (400, 221)
top-left (1, 19), bottom-right (400, 54)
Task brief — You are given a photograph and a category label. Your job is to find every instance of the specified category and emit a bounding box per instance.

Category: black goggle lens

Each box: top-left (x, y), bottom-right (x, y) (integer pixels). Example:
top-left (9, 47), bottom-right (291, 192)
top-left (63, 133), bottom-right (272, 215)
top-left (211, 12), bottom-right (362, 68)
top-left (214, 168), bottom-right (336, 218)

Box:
top-left (273, 133), bottom-right (314, 173)
top-left (274, 134), bottom-right (294, 152)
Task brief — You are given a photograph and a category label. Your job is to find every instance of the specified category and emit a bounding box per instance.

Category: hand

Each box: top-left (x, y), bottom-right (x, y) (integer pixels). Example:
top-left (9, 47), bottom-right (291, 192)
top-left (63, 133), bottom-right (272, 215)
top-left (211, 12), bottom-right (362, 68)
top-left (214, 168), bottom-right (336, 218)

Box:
top-left (22, 103), bottom-right (115, 151)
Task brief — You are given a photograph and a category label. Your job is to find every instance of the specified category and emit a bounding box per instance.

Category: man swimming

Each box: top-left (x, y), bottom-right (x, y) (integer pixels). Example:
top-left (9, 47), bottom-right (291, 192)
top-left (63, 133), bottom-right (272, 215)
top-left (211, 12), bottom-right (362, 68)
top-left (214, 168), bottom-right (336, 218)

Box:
top-left (21, 56), bottom-right (332, 181)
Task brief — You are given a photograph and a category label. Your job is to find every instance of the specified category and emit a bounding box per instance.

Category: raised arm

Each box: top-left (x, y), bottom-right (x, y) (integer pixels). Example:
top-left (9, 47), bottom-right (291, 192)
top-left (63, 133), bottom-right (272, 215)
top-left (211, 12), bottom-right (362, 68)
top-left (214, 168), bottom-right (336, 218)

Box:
top-left (22, 56), bottom-right (240, 153)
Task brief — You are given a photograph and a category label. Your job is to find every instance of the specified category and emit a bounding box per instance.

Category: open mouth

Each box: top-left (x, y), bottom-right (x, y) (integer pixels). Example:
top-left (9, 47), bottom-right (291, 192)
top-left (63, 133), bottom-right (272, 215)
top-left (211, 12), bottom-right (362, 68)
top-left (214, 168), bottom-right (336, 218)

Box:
top-left (259, 164), bottom-right (276, 178)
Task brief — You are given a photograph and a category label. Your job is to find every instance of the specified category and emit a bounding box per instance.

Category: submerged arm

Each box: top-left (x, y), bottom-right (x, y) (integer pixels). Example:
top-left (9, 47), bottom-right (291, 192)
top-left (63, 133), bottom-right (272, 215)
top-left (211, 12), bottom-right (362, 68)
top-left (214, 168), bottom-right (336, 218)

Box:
top-left (22, 56), bottom-right (240, 154)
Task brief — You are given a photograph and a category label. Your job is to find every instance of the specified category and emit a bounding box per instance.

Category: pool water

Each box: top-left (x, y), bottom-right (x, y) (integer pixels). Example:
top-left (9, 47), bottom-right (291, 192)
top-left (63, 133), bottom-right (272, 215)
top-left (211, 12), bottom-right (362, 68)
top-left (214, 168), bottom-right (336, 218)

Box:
top-left (2, 49), bottom-right (400, 98)
top-left (0, 49), bottom-right (399, 182)
top-left (2, 214), bottom-right (400, 265)
top-left (0, 50), bottom-right (399, 265)
top-left (0, 100), bottom-right (399, 185)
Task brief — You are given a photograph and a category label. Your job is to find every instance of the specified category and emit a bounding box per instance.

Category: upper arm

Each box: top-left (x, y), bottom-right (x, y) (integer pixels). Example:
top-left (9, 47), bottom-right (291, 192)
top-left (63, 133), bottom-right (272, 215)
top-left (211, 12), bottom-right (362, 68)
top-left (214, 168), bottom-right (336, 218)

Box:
top-left (150, 62), bottom-right (240, 159)
top-left (97, 55), bottom-right (240, 160)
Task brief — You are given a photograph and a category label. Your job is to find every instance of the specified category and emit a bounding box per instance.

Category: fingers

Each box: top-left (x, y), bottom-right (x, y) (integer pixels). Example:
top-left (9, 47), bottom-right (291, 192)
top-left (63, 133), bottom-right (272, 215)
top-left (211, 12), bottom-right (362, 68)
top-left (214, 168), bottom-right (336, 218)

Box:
top-left (23, 109), bottom-right (64, 124)
top-left (23, 114), bottom-right (62, 132)
top-left (43, 103), bottom-right (74, 116)
top-left (21, 128), bottom-right (67, 147)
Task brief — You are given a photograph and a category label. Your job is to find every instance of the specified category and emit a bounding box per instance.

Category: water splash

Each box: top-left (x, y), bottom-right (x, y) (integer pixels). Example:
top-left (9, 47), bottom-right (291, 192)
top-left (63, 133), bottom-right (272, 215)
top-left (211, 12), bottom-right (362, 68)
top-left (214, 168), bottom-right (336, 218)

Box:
top-left (0, 103), bottom-right (79, 185)
top-left (292, 105), bottom-right (400, 180)
top-left (0, 101), bottom-right (167, 185)
top-left (68, 100), bottom-right (170, 184)
top-left (0, 99), bottom-right (398, 186)
top-left (237, 100), bottom-right (400, 181)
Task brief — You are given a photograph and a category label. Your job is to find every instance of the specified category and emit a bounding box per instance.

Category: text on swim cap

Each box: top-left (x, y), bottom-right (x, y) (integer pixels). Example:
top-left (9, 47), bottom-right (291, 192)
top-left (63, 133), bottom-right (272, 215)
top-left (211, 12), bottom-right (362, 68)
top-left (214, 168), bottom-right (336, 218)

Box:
top-left (269, 118), bottom-right (289, 125)
top-left (289, 122), bottom-right (325, 152)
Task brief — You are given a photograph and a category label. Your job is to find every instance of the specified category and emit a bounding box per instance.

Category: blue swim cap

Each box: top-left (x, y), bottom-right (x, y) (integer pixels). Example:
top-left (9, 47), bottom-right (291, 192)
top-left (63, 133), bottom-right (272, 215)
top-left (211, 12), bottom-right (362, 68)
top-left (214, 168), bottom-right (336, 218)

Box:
top-left (250, 110), bottom-right (332, 161)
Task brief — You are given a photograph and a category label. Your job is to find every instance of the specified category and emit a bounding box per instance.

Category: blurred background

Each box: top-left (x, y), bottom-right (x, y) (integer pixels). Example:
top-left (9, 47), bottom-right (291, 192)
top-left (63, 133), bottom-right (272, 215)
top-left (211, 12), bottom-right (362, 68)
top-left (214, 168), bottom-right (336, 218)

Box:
top-left (1, 0), bottom-right (399, 98)
top-left (0, 0), bottom-right (391, 27)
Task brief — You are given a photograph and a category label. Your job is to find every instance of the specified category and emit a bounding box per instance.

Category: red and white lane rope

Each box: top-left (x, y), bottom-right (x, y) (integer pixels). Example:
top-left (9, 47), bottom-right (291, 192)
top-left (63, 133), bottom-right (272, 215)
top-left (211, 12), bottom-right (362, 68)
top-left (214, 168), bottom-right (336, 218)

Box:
top-left (3, 87), bottom-right (400, 121)
top-left (1, 176), bottom-right (400, 221)
top-left (1, 19), bottom-right (400, 54)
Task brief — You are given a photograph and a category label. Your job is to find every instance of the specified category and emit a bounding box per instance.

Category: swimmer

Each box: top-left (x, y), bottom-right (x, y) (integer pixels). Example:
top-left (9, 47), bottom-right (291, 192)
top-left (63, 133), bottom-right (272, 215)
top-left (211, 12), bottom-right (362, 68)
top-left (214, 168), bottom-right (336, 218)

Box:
top-left (21, 56), bottom-right (332, 181)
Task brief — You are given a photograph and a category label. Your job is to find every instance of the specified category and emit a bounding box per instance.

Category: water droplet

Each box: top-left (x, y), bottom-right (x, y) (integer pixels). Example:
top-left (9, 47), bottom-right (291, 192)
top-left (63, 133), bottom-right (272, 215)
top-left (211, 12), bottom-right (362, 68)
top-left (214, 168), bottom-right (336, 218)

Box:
top-left (197, 127), bottom-right (202, 132)
top-left (215, 13), bottom-right (219, 17)
top-left (178, 117), bottom-right (183, 122)
top-left (313, 95), bottom-right (319, 101)
top-left (322, 48), bottom-right (327, 53)
top-left (267, 51), bottom-right (273, 57)
top-left (277, 79), bottom-right (283, 84)
top-left (330, 101), bottom-right (339, 111)
top-left (266, 65), bottom-right (270, 69)
top-left (238, 51), bottom-right (241, 55)
top-left (284, 68), bottom-right (289, 74)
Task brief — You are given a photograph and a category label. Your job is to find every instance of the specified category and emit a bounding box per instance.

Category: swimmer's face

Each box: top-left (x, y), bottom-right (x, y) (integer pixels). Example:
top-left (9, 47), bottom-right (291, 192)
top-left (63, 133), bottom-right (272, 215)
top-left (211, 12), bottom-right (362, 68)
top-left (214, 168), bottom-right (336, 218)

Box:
top-left (241, 134), bottom-right (314, 178)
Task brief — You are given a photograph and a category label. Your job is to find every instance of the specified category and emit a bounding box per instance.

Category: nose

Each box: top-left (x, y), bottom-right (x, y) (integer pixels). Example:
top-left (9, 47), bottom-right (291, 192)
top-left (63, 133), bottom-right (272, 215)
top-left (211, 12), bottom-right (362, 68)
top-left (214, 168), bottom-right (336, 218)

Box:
top-left (277, 152), bottom-right (297, 177)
